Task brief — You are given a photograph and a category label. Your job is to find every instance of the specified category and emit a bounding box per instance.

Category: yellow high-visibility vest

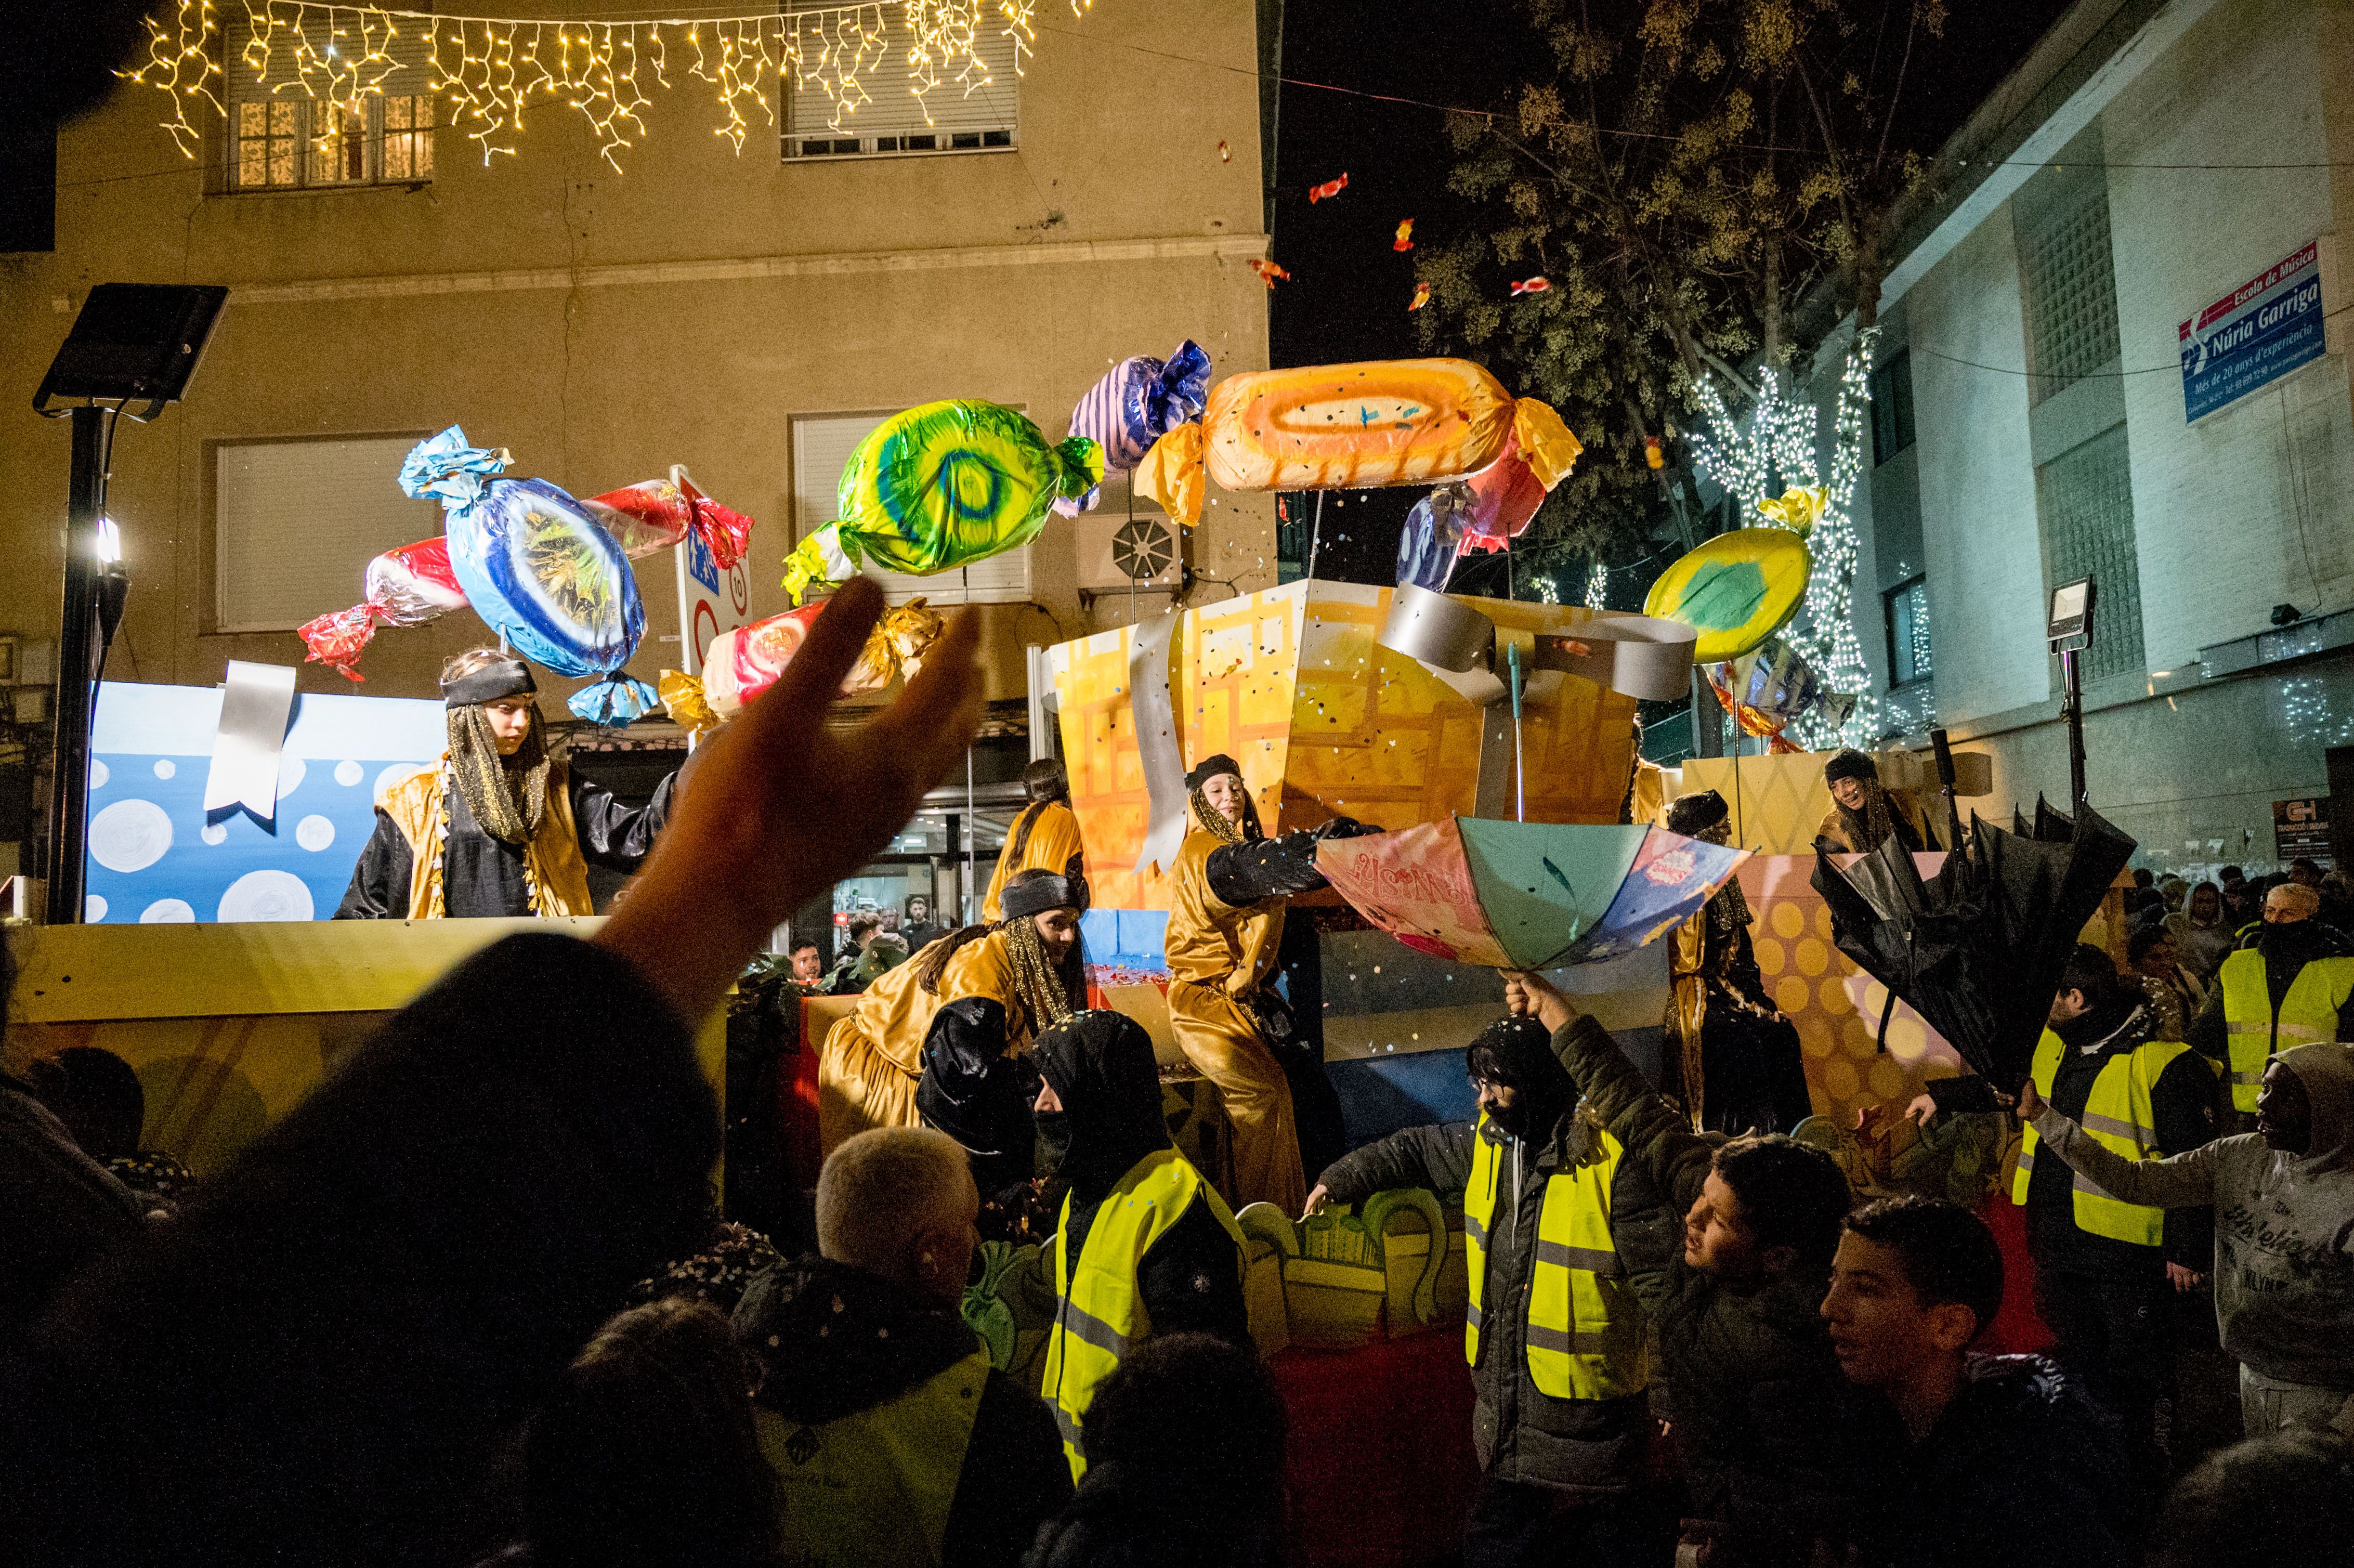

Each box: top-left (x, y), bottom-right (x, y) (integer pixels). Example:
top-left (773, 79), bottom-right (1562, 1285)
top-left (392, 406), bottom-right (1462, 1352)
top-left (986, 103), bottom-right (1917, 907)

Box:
top-left (2013, 1028), bottom-right (2198, 1246)
top-left (2218, 949), bottom-right (2354, 1111)
top-left (1464, 1112), bottom-right (1646, 1402)
top-left (1043, 1147), bottom-right (1244, 1482)
top-left (755, 1350), bottom-right (989, 1568)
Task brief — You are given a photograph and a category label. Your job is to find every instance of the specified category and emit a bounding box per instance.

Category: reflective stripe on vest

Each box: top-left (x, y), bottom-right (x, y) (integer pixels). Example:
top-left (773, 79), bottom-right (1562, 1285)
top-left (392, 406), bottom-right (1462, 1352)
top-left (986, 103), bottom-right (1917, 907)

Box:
top-left (1463, 1112), bottom-right (1646, 1402)
top-left (2011, 1028), bottom-right (2192, 1247)
top-left (1043, 1147), bottom-right (1245, 1483)
top-left (2219, 951), bottom-right (2354, 1111)
top-left (757, 1349), bottom-right (990, 1568)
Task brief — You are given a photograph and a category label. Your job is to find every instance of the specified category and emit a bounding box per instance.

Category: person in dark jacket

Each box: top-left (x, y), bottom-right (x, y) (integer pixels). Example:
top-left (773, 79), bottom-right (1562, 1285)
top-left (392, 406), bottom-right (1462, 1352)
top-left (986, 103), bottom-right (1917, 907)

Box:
top-left (1025, 1332), bottom-right (1288, 1568)
top-left (0, 576), bottom-right (988, 1568)
top-left (1822, 1196), bottom-right (2130, 1568)
top-left (1306, 1015), bottom-right (1671, 1566)
top-left (2188, 883), bottom-right (2354, 1126)
top-left (1033, 1010), bottom-right (1249, 1478)
top-left (735, 1127), bottom-right (1068, 1568)
top-left (1506, 969), bottom-right (1874, 1568)
top-left (2008, 945), bottom-right (2215, 1495)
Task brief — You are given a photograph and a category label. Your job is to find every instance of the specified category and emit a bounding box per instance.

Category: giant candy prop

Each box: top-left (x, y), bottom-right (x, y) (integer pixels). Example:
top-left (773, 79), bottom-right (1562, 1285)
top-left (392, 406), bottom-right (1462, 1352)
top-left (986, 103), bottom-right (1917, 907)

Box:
top-left (1643, 526), bottom-right (1813, 663)
top-left (782, 400), bottom-right (1103, 605)
top-left (1705, 635), bottom-right (1822, 739)
top-left (1066, 340), bottom-right (1211, 475)
top-left (662, 597), bottom-right (948, 738)
top-left (1314, 817), bottom-right (1749, 969)
top-left (1394, 484), bottom-right (1470, 592)
top-left (1134, 358), bottom-right (1581, 526)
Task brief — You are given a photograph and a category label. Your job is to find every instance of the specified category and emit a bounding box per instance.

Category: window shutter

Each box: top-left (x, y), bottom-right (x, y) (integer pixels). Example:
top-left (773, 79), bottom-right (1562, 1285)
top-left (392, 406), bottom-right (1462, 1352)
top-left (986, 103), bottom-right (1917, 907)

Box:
top-left (783, 6), bottom-right (1018, 155)
top-left (791, 413), bottom-right (1030, 605)
top-left (216, 437), bottom-right (442, 633)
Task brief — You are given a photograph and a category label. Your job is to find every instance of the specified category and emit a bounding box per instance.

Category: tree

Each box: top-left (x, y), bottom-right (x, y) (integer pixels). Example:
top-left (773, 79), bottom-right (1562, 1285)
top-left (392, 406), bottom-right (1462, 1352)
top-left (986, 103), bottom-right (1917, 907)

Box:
top-left (1416, 0), bottom-right (1946, 744)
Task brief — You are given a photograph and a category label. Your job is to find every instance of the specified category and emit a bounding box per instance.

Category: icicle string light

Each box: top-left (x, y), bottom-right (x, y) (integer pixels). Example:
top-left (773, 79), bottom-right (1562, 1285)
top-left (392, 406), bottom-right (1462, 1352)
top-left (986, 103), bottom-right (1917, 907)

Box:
top-left (125, 0), bottom-right (1056, 172)
top-left (1683, 328), bottom-right (1885, 749)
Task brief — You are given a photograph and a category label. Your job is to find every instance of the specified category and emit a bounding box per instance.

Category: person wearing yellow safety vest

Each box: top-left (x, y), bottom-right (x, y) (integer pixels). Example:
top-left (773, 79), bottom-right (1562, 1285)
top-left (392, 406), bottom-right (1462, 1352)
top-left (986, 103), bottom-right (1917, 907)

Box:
top-left (733, 1127), bottom-right (1070, 1568)
top-left (1033, 1010), bottom-right (1249, 1484)
top-left (1304, 1015), bottom-right (1671, 1568)
top-left (2010, 945), bottom-right (2216, 1504)
top-left (2189, 882), bottom-right (2354, 1123)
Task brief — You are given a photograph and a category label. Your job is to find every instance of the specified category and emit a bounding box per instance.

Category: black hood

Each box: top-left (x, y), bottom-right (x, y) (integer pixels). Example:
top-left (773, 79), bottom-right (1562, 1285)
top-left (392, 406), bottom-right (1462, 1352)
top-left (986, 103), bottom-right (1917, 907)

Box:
top-left (732, 1255), bottom-right (979, 1426)
top-left (1032, 1010), bottom-right (1170, 1204)
top-left (1466, 1015), bottom-right (1576, 1139)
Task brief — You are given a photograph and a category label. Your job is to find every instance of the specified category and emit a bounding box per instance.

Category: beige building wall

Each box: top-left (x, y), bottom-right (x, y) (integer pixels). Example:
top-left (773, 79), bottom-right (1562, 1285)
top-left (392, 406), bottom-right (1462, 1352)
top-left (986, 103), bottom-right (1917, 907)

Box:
top-left (0, 1), bottom-right (1278, 712)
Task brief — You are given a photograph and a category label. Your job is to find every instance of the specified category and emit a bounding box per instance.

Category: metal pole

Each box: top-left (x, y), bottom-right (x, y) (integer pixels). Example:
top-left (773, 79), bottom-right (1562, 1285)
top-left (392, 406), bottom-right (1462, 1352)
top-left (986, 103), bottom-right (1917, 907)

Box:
top-left (1508, 640), bottom-right (1526, 821)
top-left (1304, 492), bottom-right (1325, 581)
top-left (45, 405), bottom-right (107, 924)
top-left (2060, 645), bottom-right (2087, 808)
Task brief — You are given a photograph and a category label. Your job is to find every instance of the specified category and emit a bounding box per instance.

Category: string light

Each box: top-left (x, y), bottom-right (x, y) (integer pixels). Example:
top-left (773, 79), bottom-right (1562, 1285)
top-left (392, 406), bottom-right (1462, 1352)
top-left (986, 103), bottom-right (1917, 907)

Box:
top-left (1684, 328), bottom-right (1884, 749)
top-left (124, 1), bottom-right (1066, 173)
top-left (1584, 560), bottom-right (1606, 611)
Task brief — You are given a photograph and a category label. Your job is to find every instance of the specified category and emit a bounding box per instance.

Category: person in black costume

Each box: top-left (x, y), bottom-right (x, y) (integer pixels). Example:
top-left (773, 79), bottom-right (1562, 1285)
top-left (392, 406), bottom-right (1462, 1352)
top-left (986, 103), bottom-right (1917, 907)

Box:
top-left (335, 649), bottom-right (677, 919)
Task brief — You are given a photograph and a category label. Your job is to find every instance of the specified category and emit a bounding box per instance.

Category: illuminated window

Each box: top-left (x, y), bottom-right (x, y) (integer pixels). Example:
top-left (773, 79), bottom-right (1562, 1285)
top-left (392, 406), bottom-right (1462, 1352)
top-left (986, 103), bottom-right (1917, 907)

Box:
top-left (781, 7), bottom-right (1017, 161)
top-left (1884, 576), bottom-right (1932, 686)
top-left (224, 9), bottom-right (436, 191)
top-left (790, 414), bottom-right (1031, 604)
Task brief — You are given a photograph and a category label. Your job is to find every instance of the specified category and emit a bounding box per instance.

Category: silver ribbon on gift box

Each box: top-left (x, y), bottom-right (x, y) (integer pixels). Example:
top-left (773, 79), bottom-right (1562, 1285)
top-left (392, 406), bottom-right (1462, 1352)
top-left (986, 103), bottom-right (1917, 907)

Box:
top-left (1376, 584), bottom-right (1697, 705)
top-left (1127, 611), bottom-right (1192, 877)
top-left (203, 660), bottom-right (298, 824)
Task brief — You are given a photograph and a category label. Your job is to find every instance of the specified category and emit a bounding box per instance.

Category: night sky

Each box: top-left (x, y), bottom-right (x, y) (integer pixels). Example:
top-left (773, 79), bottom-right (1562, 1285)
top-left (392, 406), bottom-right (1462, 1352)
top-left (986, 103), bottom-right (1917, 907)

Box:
top-left (1266, 0), bottom-right (2077, 593)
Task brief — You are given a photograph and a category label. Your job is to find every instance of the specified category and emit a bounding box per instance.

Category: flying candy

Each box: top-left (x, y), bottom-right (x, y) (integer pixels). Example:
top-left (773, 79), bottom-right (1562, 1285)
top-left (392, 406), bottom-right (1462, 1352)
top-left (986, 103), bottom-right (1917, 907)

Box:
top-left (1408, 280), bottom-right (1431, 311)
top-left (1510, 277), bottom-right (1551, 296)
top-left (665, 598), bottom-right (948, 736)
top-left (585, 468), bottom-right (755, 569)
top-left (1218, 139), bottom-right (1231, 162)
top-left (1705, 636), bottom-right (1823, 738)
top-left (1067, 339), bottom-right (1211, 475)
top-left (1249, 258), bottom-right (1291, 289)
top-left (396, 426), bottom-right (656, 723)
top-left (1309, 172), bottom-right (1349, 202)
top-left (1393, 219), bottom-right (1415, 252)
top-left (781, 401), bottom-right (1102, 605)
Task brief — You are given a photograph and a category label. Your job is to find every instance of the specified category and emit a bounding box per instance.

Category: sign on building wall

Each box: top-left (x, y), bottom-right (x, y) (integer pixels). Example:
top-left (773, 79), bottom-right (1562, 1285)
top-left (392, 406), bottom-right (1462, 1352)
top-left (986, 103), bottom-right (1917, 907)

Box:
top-left (2179, 240), bottom-right (2325, 422)
top-left (672, 528), bottom-right (755, 678)
top-left (2273, 796), bottom-right (2333, 868)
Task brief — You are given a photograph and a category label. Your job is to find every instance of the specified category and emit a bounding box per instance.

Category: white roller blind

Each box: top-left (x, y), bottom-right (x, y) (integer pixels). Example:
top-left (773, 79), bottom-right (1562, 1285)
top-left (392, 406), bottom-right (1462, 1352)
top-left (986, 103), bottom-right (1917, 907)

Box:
top-left (216, 437), bottom-right (441, 632)
top-left (782, 3), bottom-right (1018, 155)
top-left (791, 413), bottom-right (1030, 605)
top-left (225, 4), bottom-right (437, 104)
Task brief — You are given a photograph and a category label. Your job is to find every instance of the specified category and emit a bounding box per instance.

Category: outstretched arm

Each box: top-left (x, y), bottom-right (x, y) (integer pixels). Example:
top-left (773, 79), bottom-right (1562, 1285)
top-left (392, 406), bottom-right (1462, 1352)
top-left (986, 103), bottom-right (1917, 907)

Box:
top-left (2016, 1078), bottom-right (2222, 1211)
top-left (1506, 970), bottom-right (1718, 1211)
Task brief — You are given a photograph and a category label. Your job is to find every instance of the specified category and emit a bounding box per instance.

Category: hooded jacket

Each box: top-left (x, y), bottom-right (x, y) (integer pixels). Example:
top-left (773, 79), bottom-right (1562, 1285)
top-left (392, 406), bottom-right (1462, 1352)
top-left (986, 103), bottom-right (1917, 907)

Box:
top-left (734, 1256), bottom-right (1069, 1568)
top-left (2030, 1042), bottom-right (2354, 1391)
top-left (1032, 1012), bottom-right (1249, 1346)
top-left (1314, 1017), bottom-right (1673, 1495)
top-left (1547, 1015), bottom-right (1885, 1557)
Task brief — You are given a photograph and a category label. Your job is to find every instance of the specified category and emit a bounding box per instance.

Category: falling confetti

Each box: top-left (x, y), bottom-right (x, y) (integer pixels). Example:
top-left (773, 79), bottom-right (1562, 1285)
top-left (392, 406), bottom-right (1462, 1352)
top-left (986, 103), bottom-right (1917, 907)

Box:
top-left (1249, 258), bottom-right (1292, 289)
top-left (1308, 172), bottom-right (1350, 203)
top-left (1393, 218), bottom-right (1415, 252)
top-left (1408, 280), bottom-right (1431, 311)
top-left (1510, 276), bottom-right (1551, 296)
top-left (1218, 139), bottom-right (1231, 162)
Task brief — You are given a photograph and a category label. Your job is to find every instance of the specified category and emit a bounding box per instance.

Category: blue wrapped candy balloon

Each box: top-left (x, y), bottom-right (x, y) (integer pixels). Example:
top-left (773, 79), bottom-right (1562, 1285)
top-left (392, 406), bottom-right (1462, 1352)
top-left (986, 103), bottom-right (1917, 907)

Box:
top-left (1395, 482), bottom-right (1470, 593)
top-left (398, 427), bottom-right (656, 724)
top-left (1067, 339), bottom-right (1212, 475)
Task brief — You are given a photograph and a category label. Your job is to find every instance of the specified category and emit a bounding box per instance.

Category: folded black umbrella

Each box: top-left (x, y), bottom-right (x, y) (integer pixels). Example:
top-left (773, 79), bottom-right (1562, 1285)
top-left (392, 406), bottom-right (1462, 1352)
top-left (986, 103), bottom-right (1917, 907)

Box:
top-left (1812, 796), bottom-right (2135, 1086)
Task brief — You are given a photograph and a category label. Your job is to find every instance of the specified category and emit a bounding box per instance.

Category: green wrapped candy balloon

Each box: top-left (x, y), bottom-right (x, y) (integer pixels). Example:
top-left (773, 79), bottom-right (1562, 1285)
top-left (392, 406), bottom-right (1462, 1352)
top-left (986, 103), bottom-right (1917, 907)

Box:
top-left (783, 400), bottom-right (1103, 604)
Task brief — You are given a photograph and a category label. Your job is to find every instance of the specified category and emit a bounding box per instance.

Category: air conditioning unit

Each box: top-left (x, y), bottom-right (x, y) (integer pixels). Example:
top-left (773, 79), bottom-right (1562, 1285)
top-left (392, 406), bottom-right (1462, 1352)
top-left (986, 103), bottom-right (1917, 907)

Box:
top-left (1076, 508), bottom-right (1186, 596)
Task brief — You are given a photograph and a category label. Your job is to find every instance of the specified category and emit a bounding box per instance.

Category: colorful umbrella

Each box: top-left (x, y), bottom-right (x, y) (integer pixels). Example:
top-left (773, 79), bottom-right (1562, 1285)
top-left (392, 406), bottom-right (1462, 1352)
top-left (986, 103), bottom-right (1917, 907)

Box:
top-left (1315, 817), bottom-right (1749, 970)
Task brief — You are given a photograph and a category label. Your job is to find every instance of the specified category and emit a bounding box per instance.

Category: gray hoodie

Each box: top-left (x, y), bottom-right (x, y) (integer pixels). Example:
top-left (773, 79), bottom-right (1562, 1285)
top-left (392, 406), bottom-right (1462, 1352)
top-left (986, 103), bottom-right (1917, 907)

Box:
top-left (2031, 1043), bottom-right (2354, 1388)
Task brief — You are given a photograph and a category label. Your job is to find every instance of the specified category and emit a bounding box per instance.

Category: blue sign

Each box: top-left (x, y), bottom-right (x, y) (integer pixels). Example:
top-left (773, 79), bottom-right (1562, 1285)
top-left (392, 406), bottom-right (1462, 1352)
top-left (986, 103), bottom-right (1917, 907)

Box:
top-left (2179, 240), bottom-right (2324, 422)
top-left (685, 525), bottom-right (721, 594)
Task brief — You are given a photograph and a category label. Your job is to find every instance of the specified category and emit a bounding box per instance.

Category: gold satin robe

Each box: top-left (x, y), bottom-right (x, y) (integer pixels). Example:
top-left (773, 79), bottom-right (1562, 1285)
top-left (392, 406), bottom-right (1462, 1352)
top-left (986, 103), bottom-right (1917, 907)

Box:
top-left (982, 802), bottom-right (1088, 922)
top-left (1161, 829), bottom-right (1306, 1215)
top-left (817, 930), bottom-right (1033, 1155)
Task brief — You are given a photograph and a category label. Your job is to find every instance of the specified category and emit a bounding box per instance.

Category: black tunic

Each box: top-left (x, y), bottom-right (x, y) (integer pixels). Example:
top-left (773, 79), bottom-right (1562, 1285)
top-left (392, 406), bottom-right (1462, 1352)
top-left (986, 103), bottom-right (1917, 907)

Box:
top-left (333, 766), bottom-right (676, 919)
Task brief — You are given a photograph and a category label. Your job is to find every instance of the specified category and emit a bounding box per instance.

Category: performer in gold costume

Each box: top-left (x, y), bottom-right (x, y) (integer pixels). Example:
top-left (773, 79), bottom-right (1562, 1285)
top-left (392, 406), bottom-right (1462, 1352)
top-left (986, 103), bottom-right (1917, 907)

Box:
top-left (983, 759), bottom-right (1088, 921)
top-left (1162, 754), bottom-right (1372, 1213)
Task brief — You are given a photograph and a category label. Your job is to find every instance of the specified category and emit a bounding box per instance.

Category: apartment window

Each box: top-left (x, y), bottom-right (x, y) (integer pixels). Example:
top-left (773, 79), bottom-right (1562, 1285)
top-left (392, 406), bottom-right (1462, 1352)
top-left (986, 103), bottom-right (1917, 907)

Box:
top-left (1870, 349), bottom-right (1915, 463)
top-left (791, 414), bottom-right (1031, 604)
top-left (215, 436), bottom-right (440, 632)
top-left (226, 9), bottom-right (436, 190)
top-left (2018, 184), bottom-right (2120, 404)
top-left (2036, 427), bottom-right (2144, 682)
top-left (781, 8), bottom-right (1017, 161)
top-left (1884, 576), bottom-right (1932, 686)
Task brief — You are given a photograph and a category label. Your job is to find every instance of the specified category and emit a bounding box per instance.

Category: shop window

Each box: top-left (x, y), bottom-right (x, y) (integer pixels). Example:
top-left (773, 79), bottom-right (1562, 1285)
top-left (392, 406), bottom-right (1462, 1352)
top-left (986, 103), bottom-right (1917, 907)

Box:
top-left (790, 413), bottom-right (1031, 604)
top-left (780, 7), bottom-right (1017, 162)
top-left (215, 436), bottom-right (439, 632)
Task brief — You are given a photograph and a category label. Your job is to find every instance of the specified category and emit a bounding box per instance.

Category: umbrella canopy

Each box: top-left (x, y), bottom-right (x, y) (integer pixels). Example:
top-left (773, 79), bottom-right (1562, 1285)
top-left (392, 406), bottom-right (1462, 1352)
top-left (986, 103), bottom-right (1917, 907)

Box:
top-left (1812, 796), bottom-right (2135, 1085)
top-left (1315, 817), bottom-right (1749, 970)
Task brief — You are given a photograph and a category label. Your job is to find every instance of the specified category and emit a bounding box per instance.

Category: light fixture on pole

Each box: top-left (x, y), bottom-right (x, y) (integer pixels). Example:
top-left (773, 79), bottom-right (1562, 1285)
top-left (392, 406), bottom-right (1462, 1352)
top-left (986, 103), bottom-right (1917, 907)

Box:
top-left (2046, 577), bottom-right (2097, 809)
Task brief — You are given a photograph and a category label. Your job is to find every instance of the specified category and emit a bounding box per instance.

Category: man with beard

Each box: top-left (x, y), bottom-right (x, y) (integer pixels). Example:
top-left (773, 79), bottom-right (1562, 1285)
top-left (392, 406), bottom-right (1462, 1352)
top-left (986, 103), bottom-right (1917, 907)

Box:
top-left (1302, 1016), bottom-right (1672, 1568)
top-left (817, 868), bottom-right (1088, 1202)
top-left (1161, 754), bottom-right (1371, 1214)
top-left (1032, 1010), bottom-right (1248, 1481)
top-left (2191, 883), bottom-right (2354, 1124)
top-left (336, 649), bottom-right (677, 918)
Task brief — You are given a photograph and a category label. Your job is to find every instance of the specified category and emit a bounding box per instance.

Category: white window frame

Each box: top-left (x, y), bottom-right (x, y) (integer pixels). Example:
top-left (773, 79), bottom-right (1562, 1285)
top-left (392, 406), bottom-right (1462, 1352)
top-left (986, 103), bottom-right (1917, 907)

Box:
top-left (213, 434), bottom-right (442, 634)
top-left (221, 6), bottom-right (437, 192)
top-left (790, 413), bottom-right (1032, 606)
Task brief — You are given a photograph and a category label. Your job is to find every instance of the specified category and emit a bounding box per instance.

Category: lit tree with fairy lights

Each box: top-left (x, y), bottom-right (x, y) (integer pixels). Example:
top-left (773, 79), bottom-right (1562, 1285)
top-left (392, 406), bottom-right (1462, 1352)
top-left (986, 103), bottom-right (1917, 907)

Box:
top-left (1417, 0), bottom-right (1948, 748)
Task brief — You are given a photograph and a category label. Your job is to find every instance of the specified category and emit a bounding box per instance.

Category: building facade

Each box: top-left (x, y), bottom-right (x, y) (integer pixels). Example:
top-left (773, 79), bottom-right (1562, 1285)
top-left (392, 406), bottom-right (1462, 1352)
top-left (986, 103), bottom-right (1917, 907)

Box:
top-left (0, 1), bottom-right (1283, 881)
top-left (1826, 0), bottom-right (2354, 878)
